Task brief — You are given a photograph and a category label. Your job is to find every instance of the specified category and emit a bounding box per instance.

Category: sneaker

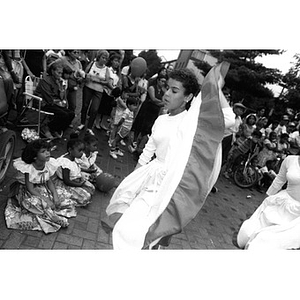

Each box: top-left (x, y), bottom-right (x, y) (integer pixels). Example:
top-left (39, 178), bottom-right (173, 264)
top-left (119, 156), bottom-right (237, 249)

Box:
top-left (120, 140), bottom-right (126, 146)
top-left (128, 145), bottom-right (136, 153)
top-left (86, 129), bottom-right (95, 136)
top-left (108, 140), bottom-right (112, 147)
top-left (77, 124), bottom-right (85, 131)
top-left (69, 124), bottom-right (74, 128)
top-left (110, 150), bottom-right (118, 159)
top-left (115, 148), bottom-right (124, 157)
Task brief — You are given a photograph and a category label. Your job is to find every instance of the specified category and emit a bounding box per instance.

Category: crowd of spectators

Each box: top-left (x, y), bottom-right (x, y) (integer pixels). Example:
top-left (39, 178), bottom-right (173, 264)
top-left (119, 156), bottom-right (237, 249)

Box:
top-left (222, 103), bottom-right (300, 191)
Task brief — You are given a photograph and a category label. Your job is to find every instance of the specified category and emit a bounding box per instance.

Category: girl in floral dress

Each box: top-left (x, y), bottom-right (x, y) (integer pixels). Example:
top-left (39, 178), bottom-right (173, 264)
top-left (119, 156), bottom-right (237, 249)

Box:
top-left (5, 139), bottom-right (77, 234)
top-left (54, 136), bottom-right (95, 206)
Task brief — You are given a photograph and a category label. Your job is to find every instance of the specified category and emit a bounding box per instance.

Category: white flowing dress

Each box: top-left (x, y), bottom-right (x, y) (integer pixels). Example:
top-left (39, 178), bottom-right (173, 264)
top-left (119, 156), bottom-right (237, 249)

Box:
top-left (107, 106), bottom-right (235, 249)
top-left (237, 155), bottom-right (300, 249)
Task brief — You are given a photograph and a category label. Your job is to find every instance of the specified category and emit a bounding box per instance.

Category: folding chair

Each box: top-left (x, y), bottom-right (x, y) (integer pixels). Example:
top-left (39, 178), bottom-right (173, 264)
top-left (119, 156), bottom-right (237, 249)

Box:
top-left (18, 76), bottom-right (54, 136)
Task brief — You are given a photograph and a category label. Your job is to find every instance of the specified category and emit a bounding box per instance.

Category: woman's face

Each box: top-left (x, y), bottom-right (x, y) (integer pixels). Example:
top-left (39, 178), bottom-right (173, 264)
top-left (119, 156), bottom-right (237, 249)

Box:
top-left (157, 77), bottom-right (167, 88)
top-left (98, 53), bottom-right (108, 66)
top-left (70, 50), bottom-right (80, 59)
top-left (36, 148), bottom-right (50, 162)
top-left (111, 58), bottom-right (120, 69)
top-left (52, 67), bottom-right (63, 80)
top-left (163, 78), bottom-right (192, 115)
top-left (247, 116), bottom-right (256, 125)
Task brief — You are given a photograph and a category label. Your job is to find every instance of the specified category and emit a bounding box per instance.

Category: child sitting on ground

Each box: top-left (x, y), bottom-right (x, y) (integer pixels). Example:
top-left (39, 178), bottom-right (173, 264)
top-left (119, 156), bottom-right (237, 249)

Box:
top-left (5, 139), bottom-right (76, 233)
top-left (76, 133), bottom-right (118, 192)
top-left (75, 133), bottom-right (103, 183)
top-left (223, 129), bottom-right (262, 179)
top-left (54, 134), bottom-right (95, 206)
top-left (109, 97), bottom-right (139, 159)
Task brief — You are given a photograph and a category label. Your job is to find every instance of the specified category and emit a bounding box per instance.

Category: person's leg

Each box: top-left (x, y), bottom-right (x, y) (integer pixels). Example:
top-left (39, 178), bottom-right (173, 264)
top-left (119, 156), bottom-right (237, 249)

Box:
top-left (222, 134), bottom-right (233, 166)
top-left (80, 86), bottom-right (93, 126)
top-left (43, 105), bottom-right (74, 133)
top-left (67, 89), bottom-right (77, 113)
top-left (87, 90), bottom-right (103, 129)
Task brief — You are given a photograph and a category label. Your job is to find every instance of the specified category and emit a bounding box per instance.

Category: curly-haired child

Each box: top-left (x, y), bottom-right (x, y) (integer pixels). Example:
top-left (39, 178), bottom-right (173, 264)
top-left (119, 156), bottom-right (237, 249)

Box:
top-left (5, 139), bottom-right (76, 233)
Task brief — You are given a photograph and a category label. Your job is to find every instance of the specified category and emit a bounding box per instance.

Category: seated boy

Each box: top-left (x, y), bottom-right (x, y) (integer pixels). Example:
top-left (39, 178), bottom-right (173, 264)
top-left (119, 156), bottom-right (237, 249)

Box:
top-left (223, 129), bottom-right (262, 179)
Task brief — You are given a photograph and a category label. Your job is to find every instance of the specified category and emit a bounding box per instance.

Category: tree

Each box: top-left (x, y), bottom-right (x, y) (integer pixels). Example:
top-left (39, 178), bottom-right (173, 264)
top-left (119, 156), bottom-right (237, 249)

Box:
top-left (137, 50), bottom-right (162, 79)
top-left (278, 53), bottom-right (300, 111)
top-left (194, 50), bottom-right (283, 110)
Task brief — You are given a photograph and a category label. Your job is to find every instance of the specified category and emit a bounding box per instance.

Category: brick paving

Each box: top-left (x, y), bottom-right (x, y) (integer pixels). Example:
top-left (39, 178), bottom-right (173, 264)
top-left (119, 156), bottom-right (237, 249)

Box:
top-left (0, 91), bottom-right (266, 250)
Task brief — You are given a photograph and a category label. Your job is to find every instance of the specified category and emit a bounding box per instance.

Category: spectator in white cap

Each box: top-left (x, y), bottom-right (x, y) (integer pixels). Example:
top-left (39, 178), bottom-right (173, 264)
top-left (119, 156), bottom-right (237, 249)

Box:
top-left (274, 114), bottom-right (289, 137)
top-left (222, 102), bottom-right (246, 165)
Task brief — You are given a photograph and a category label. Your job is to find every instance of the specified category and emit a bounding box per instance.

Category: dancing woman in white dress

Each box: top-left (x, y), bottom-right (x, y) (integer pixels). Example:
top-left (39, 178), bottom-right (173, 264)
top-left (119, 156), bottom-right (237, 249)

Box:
top-left (106, 63), bottom-right (235, 249)
top-left (238, 155), bottom-right (300, 249)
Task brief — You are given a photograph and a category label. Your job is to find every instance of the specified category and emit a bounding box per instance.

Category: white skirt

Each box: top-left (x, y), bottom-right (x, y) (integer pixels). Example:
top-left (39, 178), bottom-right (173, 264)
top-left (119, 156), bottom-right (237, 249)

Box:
top-left (106, 159), bottom-right (167, 249)
top-left (237, 190), bottom-right (300, 249)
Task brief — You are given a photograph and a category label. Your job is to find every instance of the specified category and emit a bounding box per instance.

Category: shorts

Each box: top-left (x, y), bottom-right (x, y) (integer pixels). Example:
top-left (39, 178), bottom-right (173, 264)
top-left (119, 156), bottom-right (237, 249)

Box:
top-left (117, 126), bottom-right (130, 139)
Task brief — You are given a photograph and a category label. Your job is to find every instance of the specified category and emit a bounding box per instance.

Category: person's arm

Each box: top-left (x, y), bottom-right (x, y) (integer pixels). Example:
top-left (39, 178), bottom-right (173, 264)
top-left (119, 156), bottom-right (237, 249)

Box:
top-left (148, 86), bottom-right (164, 107)
top-left (34, 78), bottom-right (56, 105)
top-left (24, 173), bottom-right (54, 208)
top-left (98, 67), bottom-right (110, 86)
top-left (2, 50), bottom-right (19, 83)
top-left (266, 156), bottom-right (289, 196)
top-left (21, 57), bottom-right (34, 78)
top-left (46, 178), bottom-right (60, 207)
top-left (62, 168), bottom-right (85, 187)
top-left (264, 139), bottom-right (277, 151)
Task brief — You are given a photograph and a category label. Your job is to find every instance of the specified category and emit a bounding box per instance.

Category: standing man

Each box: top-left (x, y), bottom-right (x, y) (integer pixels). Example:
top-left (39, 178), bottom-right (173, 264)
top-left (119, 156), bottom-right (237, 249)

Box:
top-left (222, 102), bottom-right (246, 165)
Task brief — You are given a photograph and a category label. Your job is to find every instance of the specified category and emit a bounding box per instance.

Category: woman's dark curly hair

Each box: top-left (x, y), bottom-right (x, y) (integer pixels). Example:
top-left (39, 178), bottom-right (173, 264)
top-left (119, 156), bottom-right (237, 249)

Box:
top-left (168, 68), bottom-right (200, 97)
top-left (21, 139), bottom-right (51, 164)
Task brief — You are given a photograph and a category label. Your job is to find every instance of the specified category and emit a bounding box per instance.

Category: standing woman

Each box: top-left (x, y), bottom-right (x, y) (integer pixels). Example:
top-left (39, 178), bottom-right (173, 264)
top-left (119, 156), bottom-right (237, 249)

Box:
top-left (78, 50), bottom-right (110, 135)
top-left (130, 74), bottom-right (167, 154)
top-left (59, 50), bottom-right (85, 113)
top-left (95, 52), bottom-right (122, 130)
top-left (105, 65), bottom-right (235, 249)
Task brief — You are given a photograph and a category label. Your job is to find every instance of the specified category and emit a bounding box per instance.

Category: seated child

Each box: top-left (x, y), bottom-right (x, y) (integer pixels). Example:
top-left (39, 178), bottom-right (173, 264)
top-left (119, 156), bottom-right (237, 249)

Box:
top-left (54, 135), bottom-right (95, 206)
top-left (76, 133), bottom-right (117, 192)
top-left (5, 139), bottom-right (76, 233)
top-left (223, 129), bottom-right (262, 179)
top-left (109, 97), bottom-right (139, 159)
top-left (75, 133), bottom-right (103, 182)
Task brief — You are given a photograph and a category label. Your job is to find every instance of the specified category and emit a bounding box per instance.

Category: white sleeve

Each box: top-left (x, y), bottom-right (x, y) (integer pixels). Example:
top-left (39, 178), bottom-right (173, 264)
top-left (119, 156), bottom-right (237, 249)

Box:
top-left (222, 107), bottom-right (235, 130)
top-left (266, 156), bottom-right (289, 196)
top-left (138, 122), bottom-right (157, 166)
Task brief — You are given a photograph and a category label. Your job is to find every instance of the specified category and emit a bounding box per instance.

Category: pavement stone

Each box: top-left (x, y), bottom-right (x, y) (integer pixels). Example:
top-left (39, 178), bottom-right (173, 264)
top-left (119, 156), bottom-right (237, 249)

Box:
top-left (0, 95), bottom-right (267, 250)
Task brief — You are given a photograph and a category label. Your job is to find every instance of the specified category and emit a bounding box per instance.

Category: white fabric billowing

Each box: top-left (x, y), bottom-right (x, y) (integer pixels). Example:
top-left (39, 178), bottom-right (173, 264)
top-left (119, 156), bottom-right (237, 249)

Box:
top-left (237, 155), bottom-right (300, 249)
top-left (108, 93), bottom-right (235, 249)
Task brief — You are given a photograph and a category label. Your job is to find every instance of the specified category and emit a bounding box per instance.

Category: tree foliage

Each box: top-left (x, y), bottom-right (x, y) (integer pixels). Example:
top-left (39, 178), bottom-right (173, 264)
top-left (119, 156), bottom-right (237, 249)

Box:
top-left (279, 53), bottom-right (300, 111)
top-left (194, 50), bottom-right (283, 110)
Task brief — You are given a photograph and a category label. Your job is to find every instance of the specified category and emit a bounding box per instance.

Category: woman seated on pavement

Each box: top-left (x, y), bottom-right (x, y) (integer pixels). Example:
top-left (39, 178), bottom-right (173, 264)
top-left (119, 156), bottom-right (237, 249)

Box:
top-left (35, 61), bottom-right (75, 138)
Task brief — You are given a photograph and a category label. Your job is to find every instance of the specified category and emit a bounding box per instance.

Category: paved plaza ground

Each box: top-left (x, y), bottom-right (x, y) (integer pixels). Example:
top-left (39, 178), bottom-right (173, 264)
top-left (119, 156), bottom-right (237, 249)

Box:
top-left (0, 124), bottom-right (266, 250)
top-left (0, 88), bottom-right (266, 250)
